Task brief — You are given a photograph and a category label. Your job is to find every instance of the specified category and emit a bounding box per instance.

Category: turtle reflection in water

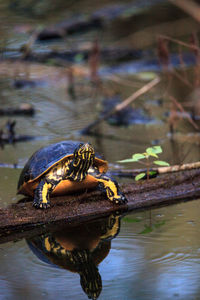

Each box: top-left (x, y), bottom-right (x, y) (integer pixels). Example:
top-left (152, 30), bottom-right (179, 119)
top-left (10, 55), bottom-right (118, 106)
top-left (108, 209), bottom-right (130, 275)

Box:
top-left (27, 213), bottom-right (122, 300)
top-left (17, 141), bottom-right (127, 209)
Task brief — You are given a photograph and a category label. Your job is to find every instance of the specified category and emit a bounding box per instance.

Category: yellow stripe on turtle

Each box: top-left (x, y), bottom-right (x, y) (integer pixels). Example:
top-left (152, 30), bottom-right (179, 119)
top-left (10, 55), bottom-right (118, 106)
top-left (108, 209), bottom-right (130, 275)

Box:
top-left (41, 183), bottom-right (52, 204)
top-left (101, 215), bottom-right (120, 240)
top-left (44, 237), bottom-right (51, 252)
top-left (17, 156), bottom-right (107, 194)
top-left (30, 157), bottom-right (107, 183)
top-left (97, 177), bottom-right (120, 202)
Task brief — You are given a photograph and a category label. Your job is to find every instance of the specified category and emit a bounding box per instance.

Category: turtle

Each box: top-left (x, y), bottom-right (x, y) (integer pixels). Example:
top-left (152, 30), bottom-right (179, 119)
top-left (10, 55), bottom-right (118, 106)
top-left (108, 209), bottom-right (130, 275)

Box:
top-left (27, 213), bottom-right (121, 300)
top-left (17, 140), bottom-right (127, 209)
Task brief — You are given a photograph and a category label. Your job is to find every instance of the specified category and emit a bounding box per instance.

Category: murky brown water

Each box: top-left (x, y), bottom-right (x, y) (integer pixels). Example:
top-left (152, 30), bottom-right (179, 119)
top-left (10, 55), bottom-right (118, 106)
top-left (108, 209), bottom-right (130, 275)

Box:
top-left (0, 1), bottom-right (200, 299)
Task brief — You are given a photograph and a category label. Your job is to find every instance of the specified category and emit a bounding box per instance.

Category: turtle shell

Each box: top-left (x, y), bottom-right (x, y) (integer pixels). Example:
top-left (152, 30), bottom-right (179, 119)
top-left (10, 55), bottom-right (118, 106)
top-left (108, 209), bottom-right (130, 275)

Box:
top-left (17, 140), bottom-right (108, 192)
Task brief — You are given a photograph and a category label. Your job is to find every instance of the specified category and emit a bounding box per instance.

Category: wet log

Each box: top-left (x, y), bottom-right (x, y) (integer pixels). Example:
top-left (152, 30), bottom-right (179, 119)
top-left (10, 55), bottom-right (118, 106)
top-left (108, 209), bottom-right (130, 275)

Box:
top-left (36, 0), bottom-right (166, 41)
top-left (1, 168), bottom-right (200, 244)
top-left (0, 133), bottom-right (37, 145)
top-left (37, 17), bottom-right (103, 41)
top-left (5, 47), bottom-right (143, 64)
top-left (0, 104), bottom-right (35, 116)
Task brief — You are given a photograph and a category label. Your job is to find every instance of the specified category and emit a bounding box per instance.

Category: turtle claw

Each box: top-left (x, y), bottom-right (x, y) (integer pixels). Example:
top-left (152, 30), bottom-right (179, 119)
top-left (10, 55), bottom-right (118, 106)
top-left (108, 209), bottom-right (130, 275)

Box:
top-left (33, 201), bottom-right (51, 209)
top-left (113, 194), bottom-right (128, 205)
top-left (40, 202), bottom-right (51, 209)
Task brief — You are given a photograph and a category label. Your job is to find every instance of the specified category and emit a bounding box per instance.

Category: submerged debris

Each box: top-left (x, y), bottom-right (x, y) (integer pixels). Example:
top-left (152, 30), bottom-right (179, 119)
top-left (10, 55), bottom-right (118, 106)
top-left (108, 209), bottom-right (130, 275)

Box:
top-left (0, 120), bottom-right (36, 147)
top-left (13, 79), bottom-right (38, 89)
top-left (0, 103), bottom-right (35, 116)
top-left (101, 96), bottom-right (153, 126)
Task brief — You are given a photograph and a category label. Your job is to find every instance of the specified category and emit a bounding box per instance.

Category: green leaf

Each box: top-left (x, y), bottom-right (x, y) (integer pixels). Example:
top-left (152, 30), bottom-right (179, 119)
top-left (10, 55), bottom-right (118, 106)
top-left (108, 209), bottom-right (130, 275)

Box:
top-left (149, 170), bottom-right (157, 178)
top-left (135, 172), bottom-right (146, 181)
top-left (137, 72), bottom-right (157, 81)
top-left (123, 217), bottom-right (141, 223)
top-left (139, 221), bottom-right (165, 234)
top-left (152, 146), bottom-right (162, 154)
top-left (146, 147), bottom-right (158, 158)
top-left (153, 220), bottom-right (166, 228)
top-left (117, 158), bottom-right (134, 163)
top-left (153, 160), bottom-right (170, 166)
top-left (132, 153), bottom-right (146, 161)
top-left (46, 59), bottom-right (57, 66)
top-left (146, 146), bottom-right (162, 155)
top-left (139, 225), bottom-right (153, 234)
top-left (149, 170), bottom-right (157, 176)
top-left (75, 53), bottom-right (84, 63)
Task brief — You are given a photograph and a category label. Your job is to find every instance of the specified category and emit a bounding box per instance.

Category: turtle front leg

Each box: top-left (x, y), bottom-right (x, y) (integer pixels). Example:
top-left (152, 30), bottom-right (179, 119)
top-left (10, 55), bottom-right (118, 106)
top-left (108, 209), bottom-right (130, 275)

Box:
top-left (97, 175), bottom-right (127, 205)
top-left (33, 179), bottom-right (59, 209)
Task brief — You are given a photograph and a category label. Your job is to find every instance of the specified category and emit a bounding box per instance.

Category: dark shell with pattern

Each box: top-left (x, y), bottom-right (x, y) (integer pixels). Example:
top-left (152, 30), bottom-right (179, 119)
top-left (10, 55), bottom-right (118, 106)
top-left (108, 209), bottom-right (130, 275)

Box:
top-left (17, 140), bottom-right (107, 191)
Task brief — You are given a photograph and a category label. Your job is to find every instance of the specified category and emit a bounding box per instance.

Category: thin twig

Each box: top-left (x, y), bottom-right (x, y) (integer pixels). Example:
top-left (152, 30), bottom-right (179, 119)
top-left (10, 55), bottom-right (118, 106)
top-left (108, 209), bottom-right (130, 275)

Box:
top-left (158, 34), bottom-right (199, 51)
top-left (169, 95), bottom-right (199, 130)
top-left (81, 77), bottom-right (161, 134)
top-left (108, 74), bottom-right (142, 88)
top-left (111, 161), bottom-right (200, 177)
top-left (115, 77), bottom-right (160, 111)
top-left (168, 0), bottom-right (200, 23)
top-left (172, 70), bottom-right (192, 88)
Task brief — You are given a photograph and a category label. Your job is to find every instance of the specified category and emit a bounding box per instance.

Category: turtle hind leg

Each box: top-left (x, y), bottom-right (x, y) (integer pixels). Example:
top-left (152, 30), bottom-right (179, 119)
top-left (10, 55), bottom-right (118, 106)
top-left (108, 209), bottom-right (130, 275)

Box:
top-left (33, 179), bottom-right (52, 209)
top-left (97, 175), bottom-right (127, 205)
top-left (33, 163), bottom-right (65, 209)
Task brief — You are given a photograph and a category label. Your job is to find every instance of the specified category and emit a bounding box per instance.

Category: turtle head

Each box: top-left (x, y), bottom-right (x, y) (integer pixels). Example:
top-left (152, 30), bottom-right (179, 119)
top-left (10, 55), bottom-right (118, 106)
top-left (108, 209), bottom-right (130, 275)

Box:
top-left (75, 249), bottom-right (102, 300)
top-left (66, 143), bottom-right (95, 181)
top-left (74, 143), bottom-right (95, 163)
top-left (80, 265), bottom-right (102, 300)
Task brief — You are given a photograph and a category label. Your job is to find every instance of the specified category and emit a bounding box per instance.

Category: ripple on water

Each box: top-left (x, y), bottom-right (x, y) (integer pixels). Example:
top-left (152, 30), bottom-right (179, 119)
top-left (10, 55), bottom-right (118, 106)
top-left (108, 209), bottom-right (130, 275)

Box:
top-left (0, 240), bottom-right (83, 300)
top-left (151, 251), bottom-right (195, 265)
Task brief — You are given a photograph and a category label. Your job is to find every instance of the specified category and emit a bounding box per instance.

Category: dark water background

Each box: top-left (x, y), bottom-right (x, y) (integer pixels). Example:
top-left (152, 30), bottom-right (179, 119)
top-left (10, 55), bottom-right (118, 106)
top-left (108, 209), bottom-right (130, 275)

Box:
top-left (0, 0), bottom-right (200, 299)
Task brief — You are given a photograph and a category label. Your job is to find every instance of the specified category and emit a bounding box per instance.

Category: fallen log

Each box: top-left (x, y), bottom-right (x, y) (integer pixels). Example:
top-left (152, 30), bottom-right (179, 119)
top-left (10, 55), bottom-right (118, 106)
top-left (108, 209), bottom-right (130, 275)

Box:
top-left (5, 47), bottom-right (143, 64)
top-left (0, 120), bottom-right (37, 145)
top-left (1, 168), bottom-right (200, 244)
top-left (36, 17), bottom-right (103, 41)
top-left (0, 104), bottom-right (35, 116)
top-left (36, 0), bottom-right (166, 41)
top-left (0, 134), bottom-right (37, 144)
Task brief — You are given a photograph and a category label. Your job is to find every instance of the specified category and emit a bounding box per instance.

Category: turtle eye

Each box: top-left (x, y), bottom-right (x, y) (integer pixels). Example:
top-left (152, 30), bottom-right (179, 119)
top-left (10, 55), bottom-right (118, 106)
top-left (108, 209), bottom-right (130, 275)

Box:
top-left (89, 145), bottom-right (95, 154)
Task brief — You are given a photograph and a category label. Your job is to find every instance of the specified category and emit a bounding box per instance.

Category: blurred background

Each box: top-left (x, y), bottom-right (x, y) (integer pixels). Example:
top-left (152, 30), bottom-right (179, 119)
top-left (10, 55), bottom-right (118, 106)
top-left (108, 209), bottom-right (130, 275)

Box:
top-left (1, 0), bottom-right (200, 299)
top-left (1, 0), bottom-right (200, 205)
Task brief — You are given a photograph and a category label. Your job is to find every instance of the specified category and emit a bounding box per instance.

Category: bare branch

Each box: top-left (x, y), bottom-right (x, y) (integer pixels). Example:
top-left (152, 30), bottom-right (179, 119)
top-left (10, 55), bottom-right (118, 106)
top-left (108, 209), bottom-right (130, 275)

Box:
top-left (168, 0), bottom-right (200, 23)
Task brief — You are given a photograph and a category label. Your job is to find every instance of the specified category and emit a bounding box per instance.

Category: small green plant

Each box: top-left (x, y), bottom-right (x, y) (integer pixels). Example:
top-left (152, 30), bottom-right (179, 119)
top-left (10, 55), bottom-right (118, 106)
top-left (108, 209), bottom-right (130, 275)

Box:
top-left (118, 146), bottom-right (170, 181)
